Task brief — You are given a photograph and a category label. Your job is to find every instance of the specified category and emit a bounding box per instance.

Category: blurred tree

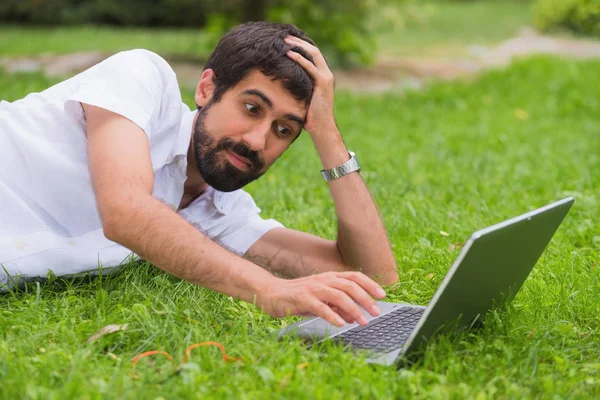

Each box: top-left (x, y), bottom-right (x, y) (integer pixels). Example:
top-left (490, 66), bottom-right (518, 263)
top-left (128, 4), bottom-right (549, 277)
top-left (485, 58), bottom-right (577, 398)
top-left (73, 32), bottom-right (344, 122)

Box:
top-left (534, 0), bottom-right (600, 36)
top-left (242, 0), bottom-right (268, 22)
top-left (0, 0), bottom-right (72, 24)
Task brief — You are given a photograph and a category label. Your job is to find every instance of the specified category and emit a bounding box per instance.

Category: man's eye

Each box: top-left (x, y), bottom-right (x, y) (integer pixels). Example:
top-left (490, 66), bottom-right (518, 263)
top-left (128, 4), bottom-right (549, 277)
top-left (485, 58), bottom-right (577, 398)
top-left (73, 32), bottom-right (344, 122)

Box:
top-left (277, 124), bottom-right (292, 137)
top-left (245, 103), bottom-right (259, 114)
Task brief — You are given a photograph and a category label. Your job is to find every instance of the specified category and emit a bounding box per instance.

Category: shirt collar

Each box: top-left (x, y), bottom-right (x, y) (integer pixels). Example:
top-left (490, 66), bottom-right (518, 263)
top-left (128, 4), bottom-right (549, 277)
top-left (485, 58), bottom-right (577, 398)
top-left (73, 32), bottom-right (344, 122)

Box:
top-left (174, 107), bottom-right (197, 157)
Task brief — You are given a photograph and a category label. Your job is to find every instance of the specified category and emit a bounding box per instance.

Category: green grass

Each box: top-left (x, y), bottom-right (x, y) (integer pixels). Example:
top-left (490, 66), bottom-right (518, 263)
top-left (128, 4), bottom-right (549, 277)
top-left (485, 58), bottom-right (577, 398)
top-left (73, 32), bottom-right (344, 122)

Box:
top-left (1, 55), bottom-right (600, 398)
top-left (379, 0), bottom-right (536, 59)
top-left (0, 25), bottom-right (211, 59)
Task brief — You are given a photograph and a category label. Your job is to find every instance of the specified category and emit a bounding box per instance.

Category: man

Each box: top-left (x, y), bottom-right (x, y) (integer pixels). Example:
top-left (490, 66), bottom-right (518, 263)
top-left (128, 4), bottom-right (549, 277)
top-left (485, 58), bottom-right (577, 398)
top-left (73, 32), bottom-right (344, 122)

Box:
top-left (0, 22), bottom-right (398, 327)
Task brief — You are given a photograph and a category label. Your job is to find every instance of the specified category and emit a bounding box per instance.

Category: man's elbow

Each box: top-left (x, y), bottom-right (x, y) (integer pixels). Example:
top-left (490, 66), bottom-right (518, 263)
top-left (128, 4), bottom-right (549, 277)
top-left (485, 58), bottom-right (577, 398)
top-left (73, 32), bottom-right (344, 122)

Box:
top-left (101, 213), bottom-right (125, 243)
top-left (96, 189), bottom-right (155, 244)
top-left (350, 264), bottom-right (398, 286)
top-left (379, 269), bottom-right (399, 286)
top-left (102, 220), bottom-right (120, 243)
top-left (98, 202), bottom-right (137, 244)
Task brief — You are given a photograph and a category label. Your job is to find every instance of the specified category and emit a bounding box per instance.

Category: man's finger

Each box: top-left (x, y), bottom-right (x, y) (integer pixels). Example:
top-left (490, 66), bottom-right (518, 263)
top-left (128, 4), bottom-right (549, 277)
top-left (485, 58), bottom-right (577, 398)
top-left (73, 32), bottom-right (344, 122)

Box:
top-left (308, 299), bottom-right (346, 327)
top-left (318, 287), bottom-right (368, 326)
top-left (336, 271), bottom-right (387, 299)
top-left (286, 51), bottom-right (320, 81)
top-left (284, 36), bottom-right (328, 71)
top-left (285, 35), bottom-right (318, 51)
top-left (329, 278), bottom-right (380, 317)
top-left (331, 306), bottom-right (355, 324)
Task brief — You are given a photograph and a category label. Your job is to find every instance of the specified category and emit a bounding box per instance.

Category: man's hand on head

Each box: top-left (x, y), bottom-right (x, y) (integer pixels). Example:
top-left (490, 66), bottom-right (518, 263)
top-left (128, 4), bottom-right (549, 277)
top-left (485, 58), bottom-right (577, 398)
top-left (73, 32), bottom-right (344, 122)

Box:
top-left (285, 36), bottom-right (337, 139)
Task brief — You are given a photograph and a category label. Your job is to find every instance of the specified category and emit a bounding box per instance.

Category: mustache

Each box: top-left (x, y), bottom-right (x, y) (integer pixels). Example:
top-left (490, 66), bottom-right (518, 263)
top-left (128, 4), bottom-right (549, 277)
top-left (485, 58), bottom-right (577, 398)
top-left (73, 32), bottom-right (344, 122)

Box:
top-left (217, 138), bottom-right (264, 170)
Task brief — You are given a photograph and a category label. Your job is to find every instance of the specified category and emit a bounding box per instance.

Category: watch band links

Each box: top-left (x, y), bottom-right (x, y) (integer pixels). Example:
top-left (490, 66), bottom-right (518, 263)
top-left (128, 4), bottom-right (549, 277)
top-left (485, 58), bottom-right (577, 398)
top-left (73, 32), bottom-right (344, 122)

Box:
top-left (321, 151), bottom-right (361, 182)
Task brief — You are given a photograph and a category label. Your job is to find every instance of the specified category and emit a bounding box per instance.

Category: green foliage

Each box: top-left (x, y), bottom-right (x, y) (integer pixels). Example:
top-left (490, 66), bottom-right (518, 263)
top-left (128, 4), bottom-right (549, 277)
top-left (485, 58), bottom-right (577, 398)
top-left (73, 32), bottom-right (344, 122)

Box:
top-left (0, 0), bottom-right (209, 27)
top-left (200, 0), bottom-right (404, 68)
top-left (534, 0), bottom-right (600, 36)
top-left (0, 0), bottom-right (71, 24)
top-left (267, 0), bottom-right (399, 68)
top-left (1, 55), bottom-right (600, 397)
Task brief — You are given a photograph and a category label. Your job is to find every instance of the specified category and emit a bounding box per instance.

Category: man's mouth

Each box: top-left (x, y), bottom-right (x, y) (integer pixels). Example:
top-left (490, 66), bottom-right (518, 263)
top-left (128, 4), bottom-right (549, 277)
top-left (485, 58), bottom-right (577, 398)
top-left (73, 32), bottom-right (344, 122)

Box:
top-left (226, 150), bottom-right (253, 170)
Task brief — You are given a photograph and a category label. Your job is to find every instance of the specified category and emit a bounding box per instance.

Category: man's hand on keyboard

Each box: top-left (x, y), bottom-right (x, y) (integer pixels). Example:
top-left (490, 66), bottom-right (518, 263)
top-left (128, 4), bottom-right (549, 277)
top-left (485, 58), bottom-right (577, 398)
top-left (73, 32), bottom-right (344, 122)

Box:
top-left (259, 271), bottom-right (386, 327)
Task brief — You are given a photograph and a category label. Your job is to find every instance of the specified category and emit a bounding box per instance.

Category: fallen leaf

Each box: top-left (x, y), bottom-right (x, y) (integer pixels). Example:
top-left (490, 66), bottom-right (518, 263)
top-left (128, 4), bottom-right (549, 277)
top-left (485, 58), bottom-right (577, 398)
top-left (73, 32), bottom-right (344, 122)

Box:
top-left (105, 352), bottom-right (120, 360)
top-left (439, 230), bottom-right (449, 236)
top-left (578, 330), bottom-right (591, 338)
top-left (426, 273), bottom-right (434, 280)
top-left (514, 108), bottom-right (529, 120)
top-left (448, 243), bottom-right (463, 251)
top-left (278, 372), bottom-right (292, 389)
top-left (296, 362), bottom-right (310, 370)
top-left (87, 324), bottom-right (128, 343)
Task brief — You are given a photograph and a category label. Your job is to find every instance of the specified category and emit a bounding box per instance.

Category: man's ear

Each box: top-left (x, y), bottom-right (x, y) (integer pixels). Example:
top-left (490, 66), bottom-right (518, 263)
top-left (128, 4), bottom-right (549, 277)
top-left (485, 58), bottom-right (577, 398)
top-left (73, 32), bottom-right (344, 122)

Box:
top-left (195, 69), bottom-right (217, 108)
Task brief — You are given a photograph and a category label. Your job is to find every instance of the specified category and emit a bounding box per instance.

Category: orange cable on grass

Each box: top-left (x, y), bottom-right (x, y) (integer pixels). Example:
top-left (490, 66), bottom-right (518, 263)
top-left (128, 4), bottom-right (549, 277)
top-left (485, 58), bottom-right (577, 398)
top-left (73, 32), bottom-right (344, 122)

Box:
top-left (183, 341), bottom-right (244, 363)
top-left (131, 342), bottom-right (243, 380)
top-left (131, 350), bottom-right (174, 380)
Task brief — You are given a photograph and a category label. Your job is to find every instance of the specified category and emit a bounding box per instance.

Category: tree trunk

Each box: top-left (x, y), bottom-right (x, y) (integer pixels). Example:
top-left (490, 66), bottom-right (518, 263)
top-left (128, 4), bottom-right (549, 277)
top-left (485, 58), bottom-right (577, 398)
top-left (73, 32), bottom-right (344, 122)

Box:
top-left (242, 0), bottom-right (268, 22)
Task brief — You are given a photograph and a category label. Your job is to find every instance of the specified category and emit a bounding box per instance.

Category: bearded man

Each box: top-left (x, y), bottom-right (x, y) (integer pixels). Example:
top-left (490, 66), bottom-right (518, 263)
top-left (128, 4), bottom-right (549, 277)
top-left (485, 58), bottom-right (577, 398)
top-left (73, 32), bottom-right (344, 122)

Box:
top-left (0, 22), bottom-right (398, 327)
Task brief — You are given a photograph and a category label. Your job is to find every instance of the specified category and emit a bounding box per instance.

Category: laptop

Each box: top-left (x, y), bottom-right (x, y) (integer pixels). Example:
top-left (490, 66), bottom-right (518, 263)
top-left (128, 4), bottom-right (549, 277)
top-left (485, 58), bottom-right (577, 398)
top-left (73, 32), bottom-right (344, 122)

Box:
top-left (277, 197), bottom-right (574, 366)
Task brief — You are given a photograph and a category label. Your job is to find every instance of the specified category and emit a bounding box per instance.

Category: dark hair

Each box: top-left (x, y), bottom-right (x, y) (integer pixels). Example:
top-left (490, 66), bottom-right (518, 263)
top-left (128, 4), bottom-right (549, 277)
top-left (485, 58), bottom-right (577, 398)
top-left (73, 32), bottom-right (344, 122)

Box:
top-left (203, 22), bottom-right (316, 105)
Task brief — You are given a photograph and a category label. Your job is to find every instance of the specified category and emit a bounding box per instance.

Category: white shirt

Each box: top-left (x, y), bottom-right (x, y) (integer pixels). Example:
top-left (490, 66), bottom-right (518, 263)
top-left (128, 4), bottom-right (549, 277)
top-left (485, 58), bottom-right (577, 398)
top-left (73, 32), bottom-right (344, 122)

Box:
top-left (0, 49), bottom-right (282, 286)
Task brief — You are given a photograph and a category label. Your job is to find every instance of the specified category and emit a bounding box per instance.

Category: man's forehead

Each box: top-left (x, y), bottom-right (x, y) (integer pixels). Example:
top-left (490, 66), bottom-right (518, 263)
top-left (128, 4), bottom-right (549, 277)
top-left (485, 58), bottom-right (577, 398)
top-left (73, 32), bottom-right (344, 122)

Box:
top-left (233, 70), bottom-right (308, 113)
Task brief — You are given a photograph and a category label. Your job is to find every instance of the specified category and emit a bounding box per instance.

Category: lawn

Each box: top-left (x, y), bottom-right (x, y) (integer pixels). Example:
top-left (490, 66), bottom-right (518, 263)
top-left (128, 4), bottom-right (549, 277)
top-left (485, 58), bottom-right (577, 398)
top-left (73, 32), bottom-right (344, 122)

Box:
top-left (378, 0), bottom-right (537, 59)
top-left (0, 25), bottom-right (211, 59)
top-left (1, 51), bottom-right (599, 398)
top-left (0, 0), bottom-right (537, 61)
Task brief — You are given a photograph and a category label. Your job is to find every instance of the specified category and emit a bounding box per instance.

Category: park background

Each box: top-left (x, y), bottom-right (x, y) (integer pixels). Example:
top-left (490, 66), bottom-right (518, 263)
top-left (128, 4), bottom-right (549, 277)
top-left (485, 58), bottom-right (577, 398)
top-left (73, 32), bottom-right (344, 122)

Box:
top-left (1, 0), bottom-right (599, 398)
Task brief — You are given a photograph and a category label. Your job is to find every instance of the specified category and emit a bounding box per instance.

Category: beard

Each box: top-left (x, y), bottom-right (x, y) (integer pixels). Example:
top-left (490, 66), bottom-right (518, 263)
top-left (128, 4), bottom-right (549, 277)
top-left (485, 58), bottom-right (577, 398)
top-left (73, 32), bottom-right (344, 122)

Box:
top-left (192, 103), bottom-right (266, 192)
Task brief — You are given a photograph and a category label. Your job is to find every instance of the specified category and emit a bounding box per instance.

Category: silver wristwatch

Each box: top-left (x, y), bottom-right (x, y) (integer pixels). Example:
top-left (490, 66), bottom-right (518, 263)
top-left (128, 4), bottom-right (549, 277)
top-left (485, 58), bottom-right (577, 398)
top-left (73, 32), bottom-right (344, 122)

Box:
top-left (321, 151), bottom-right (361, 182)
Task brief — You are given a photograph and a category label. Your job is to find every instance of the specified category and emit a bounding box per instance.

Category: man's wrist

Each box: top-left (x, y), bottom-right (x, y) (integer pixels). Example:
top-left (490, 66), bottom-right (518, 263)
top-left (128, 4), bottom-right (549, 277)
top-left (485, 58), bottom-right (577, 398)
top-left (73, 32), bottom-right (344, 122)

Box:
top-left (321, 151), bottom-right (360, 182)
top-left (309, 121), bottom-right (339, 139)
top-left (310, 130), bottom-right (350, 170)
top-left (247, 271), bottom-right (284, 311)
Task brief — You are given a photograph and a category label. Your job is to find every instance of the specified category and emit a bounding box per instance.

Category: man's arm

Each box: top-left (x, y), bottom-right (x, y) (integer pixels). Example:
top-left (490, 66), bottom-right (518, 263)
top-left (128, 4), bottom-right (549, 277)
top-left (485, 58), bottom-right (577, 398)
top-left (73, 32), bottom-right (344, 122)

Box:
top-left (84, 104), bottom-right (386, 327)
top-left (85, 104), bottom-right (274, 302)
top-left (246, 37), bottom-right (398, 286)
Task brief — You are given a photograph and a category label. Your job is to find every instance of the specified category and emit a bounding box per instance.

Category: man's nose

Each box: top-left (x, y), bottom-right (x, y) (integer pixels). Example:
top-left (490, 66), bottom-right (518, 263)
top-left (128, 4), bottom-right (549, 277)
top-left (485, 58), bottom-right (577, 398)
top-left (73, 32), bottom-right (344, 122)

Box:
top-left (241, 123), bottom-right (270, 152)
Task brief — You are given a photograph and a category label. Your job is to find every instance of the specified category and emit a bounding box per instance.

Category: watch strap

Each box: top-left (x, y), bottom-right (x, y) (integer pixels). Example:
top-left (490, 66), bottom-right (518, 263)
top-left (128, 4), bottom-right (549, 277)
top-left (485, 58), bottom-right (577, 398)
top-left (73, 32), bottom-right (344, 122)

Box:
top-left (321, 151), bottom-right (361, 182)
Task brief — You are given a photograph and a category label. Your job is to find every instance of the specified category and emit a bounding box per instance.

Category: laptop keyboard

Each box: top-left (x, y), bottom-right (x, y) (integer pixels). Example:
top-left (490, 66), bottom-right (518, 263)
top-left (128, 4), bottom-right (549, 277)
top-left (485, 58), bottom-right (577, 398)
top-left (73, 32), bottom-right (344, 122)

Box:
top-left (334, 306), bottom-right (425, 353)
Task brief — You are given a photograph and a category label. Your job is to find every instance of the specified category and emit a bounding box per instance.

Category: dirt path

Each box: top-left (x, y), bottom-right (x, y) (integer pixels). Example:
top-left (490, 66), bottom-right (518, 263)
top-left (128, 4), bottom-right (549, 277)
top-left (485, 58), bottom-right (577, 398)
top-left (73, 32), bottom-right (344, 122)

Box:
top-left (2, 27), bottom-right (600, 93)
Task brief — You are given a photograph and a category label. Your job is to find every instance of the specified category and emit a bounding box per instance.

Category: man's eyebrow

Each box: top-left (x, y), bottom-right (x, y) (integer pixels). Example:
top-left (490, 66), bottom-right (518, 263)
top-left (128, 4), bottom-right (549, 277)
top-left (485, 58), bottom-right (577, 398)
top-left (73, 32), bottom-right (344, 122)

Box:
top-left (243, 89), bottom-right (305, 126)
top-left (283, 113), bottom-right (305, 126)
top-left (243, 89), bottom-right (273, 109)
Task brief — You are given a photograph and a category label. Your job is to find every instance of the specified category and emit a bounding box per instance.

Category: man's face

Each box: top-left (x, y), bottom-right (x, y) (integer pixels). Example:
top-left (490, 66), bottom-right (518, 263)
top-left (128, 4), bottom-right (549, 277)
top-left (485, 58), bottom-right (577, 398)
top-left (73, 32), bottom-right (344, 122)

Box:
top-left (193, 69), bottom-right (308, 192)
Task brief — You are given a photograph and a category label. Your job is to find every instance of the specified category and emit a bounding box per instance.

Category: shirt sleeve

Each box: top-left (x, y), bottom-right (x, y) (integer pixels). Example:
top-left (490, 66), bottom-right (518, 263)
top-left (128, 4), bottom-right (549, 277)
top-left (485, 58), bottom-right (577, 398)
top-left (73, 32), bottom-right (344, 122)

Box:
top-left (179, 189), bottom-right (284, 256)
top-left (217, 214), bottom-right (283, 256)
top-left (63, 49), bottom-right (169, 138)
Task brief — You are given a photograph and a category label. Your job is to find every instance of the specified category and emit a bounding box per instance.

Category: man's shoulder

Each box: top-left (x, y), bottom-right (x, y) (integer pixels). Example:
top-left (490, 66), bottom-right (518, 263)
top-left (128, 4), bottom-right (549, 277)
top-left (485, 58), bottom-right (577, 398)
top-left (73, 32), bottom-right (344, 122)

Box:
top-left (104, 49), bottom-right (177, 81)
top-left (97, 49), bottom-right (184, 117)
